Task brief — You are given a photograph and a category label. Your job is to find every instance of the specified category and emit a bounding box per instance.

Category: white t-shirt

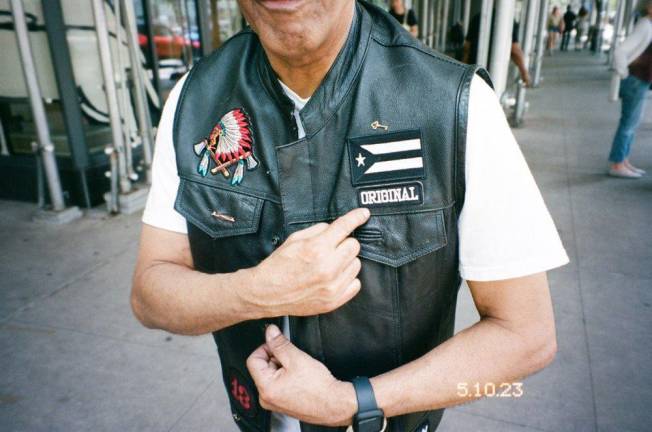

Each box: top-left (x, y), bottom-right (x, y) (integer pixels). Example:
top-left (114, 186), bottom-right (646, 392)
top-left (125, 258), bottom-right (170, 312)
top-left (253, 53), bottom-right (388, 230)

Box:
top-left (142, 73), bottom-right (569, 432)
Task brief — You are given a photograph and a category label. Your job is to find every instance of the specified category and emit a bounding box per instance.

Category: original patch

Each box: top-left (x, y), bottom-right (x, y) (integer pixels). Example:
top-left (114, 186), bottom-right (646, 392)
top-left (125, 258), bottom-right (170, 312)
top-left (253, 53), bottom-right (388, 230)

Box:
top-left (228, 368), bottom-right (258, 418)
top-left (193, 108), bottom-right (259, 186)
top-left (348, 129), bottom-right (425, 186)
top-left (415, 419), bottom-right (429, 432)
top-left (357, 182), bottom-right (423, 208)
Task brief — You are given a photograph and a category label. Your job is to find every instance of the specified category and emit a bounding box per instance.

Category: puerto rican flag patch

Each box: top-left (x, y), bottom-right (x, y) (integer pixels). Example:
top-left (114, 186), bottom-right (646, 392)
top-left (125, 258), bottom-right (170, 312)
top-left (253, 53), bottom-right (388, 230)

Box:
top-left (348, 129), bottom-right (425, 186)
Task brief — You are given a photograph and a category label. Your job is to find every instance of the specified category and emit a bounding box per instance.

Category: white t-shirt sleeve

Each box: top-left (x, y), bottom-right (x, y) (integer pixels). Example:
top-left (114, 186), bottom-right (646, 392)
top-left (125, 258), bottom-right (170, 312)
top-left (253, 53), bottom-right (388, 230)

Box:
top-left (458, 75), bottom-right (569, 281)
top-left (141, 75), bottom-right (189, 234)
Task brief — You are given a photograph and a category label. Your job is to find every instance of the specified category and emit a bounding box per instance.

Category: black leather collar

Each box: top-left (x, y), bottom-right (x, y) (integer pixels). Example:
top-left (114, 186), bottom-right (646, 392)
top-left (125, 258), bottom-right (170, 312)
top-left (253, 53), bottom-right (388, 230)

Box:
top-left (256, 1), bottom-right (372, 140)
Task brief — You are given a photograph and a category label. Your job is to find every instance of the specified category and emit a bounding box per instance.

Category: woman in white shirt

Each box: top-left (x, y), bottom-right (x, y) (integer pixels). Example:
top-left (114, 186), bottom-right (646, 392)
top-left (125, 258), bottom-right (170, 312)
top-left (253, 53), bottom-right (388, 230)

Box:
top-left (608, 0), bottom-right (652, 178)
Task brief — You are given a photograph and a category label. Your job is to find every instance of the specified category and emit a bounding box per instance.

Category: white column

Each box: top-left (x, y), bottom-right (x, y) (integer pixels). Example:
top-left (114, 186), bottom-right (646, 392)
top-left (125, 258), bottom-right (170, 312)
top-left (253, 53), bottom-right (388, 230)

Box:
top-left (463, 0), bottom-right (472, 36)
top-left (440, 0), bottom-right (450, 52)
top-left (514, 0), bottom-right (540, 125)
top-left (476, 0), bottom-right (495, 68)
top-left (532, 0), bottom-right (549, 87)
top-left (488, 0), bottom-right (516, 97)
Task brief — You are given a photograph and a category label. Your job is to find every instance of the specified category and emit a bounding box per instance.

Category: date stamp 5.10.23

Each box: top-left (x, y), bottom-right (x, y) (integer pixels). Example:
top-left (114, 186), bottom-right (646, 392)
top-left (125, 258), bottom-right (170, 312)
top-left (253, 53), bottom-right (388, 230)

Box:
top-left (457, 382), bottom-right (524, 398)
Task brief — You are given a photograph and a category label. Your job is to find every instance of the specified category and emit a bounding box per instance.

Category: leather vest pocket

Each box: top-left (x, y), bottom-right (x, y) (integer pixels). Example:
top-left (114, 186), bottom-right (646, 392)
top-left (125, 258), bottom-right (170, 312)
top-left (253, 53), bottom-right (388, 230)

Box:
top-left (174, 178), bottom-right (264, 239)
top-left (354, 208), bottom-right (447, 267)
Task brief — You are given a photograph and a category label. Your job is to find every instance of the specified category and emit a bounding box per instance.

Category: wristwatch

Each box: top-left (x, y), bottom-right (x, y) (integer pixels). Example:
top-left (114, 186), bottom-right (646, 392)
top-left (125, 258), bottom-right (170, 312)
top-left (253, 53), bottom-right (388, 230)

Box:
top-left (345, 376), bottom-right (387, 432)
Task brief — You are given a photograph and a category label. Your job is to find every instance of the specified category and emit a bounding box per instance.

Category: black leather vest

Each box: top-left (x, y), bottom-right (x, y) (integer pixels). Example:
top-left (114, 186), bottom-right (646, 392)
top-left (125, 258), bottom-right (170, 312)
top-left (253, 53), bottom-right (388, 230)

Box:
top-left (173, 2), bottom-right (491, 431)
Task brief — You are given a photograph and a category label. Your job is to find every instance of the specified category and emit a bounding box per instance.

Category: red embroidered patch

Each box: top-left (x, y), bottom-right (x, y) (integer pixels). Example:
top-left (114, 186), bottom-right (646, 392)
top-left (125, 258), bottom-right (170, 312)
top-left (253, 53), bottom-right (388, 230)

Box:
top-left (231, 375), bottom-right (251, 410)
top-left (227, 368), bottom-right (258, 418)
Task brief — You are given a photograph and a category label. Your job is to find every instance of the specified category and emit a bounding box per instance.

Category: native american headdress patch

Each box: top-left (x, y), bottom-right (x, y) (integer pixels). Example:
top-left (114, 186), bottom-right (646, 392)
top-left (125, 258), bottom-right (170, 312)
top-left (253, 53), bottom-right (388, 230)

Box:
top-left (193, 108), bottom-right (258, 185)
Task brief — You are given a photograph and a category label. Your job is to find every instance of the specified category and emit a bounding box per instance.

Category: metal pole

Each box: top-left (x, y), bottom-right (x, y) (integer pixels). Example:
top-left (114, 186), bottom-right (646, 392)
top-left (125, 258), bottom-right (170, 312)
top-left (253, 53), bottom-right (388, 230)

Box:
top-left (514, 0), bottom-right (540, 125)
top-left (623, 0), bottom-right (636, 36)
top-left (488, 0), bottom-right (516, 97)
top-left (0, 118), bottom-right (9, 156)
top-left (10, 0), bottom-right (66, 211)
top-left (113, 0), bottom-right (137, 183)
top-left (417, 0), bottom-right (426, 41)
top-left (477, 0), bottom-right (495, 68)
top-left (427, 0), bottom-right (435, 47)
top-left (123, 0), bottom-right (154, 184)
top-left (609, 0), bottom-right (626, 64)
top-left (433, 0), bottom-right (441, 50)
top-left (463, 0), bottom-right (472, 36)
top-left (196, 0), bottom-right (212, 56)
top-left (597, 0), bottom-right (610, 55)
top-left (142, 0), bottom-right (162, 105)
top-left (532, 0), bottom-right (549, 87)
top-left (441, 0), bottom-right (450, 52)
top-left (92, 0), bottom-right (131, 198)
top-left (452, 0), bottom-right (462, 23)
top-left (42, 0), bottom-right (92, 209)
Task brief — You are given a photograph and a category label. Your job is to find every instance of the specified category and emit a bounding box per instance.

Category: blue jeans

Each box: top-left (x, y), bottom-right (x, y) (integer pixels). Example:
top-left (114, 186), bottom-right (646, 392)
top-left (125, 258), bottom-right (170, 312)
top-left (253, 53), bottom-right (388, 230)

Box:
top-left (609, 75), bottom-right (650, 163)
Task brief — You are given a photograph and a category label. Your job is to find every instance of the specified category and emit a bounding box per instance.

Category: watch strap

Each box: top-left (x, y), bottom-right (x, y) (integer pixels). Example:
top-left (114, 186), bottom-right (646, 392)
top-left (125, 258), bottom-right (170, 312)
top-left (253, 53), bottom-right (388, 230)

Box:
top-left (351, 377), bottom-right (386, 432)
top-left (352, 376), bottom-right (379, 413)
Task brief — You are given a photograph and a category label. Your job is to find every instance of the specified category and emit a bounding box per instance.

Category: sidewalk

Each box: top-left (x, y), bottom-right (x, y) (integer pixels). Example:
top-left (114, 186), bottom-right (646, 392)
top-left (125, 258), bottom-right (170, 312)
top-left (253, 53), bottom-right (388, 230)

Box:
top-left (1, 52), bottom-right (651, 432)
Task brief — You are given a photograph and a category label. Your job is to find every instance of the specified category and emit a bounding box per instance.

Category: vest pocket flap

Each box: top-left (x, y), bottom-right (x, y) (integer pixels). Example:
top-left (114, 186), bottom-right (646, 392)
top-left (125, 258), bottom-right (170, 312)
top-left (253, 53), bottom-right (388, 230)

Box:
top-left (174, 179), bottom-right (264, 238)
top-left (355, 209), bottom-right (447, 267)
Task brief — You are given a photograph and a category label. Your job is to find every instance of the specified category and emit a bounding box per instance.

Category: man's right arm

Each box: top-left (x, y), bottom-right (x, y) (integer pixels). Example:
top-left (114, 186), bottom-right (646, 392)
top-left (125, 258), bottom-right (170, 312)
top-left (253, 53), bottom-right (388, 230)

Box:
top-left (131, 208), bottom-right (370, 336)
top-left (131, 224), bottom-right (259, 335)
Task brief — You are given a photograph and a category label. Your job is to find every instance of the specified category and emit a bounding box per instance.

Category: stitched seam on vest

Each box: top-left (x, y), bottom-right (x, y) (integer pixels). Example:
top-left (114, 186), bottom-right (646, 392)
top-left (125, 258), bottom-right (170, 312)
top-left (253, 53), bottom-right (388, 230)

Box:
top-left (303, 12), bottom-right (373, 140)
top-left (370, 34), bottom-right (470, 72)
top-left (178, 176), bottom-right (281, 203)
top-left (393, 266), bottom-right (403, 367)
top-left (285, 202), bottom-right (455, 224)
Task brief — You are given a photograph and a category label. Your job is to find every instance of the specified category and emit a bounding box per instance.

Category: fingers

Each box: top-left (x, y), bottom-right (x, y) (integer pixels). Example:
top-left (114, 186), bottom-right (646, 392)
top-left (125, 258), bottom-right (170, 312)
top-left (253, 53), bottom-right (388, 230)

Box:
top-left (247, 344), bottom-right (276, 384)
top-left (288, 222), bottom-right (330, 240)
top-left (265, 324), bottom-right (304, 367)
top-left (322, 208), bottom-right (370, 245)
top-left (333, 278), bottom-right (362, 307)
top-left (333, 237), bottom-right (361, 266)
top-left (329, 256), bottom-right (361, 290)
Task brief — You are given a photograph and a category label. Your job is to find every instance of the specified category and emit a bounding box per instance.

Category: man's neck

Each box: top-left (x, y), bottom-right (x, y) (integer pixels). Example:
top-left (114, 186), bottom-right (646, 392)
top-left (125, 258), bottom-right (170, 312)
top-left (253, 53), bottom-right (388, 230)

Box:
top-left (264, 4), bottom-right (355, 99)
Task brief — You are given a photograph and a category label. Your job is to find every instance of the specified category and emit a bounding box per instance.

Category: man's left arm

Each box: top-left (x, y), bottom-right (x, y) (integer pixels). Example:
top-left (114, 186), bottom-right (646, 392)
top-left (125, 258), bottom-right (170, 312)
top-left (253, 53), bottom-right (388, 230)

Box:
top-left (369, 271), bottom-right (556, 417)
top-left (246, 271), bottom-right (556, 426)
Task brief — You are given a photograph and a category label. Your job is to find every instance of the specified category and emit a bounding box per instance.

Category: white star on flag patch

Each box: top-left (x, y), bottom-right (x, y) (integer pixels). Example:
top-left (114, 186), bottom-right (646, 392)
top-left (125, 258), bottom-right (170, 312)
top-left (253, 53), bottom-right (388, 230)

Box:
top-left (348, 129), bottom-right (425, 186)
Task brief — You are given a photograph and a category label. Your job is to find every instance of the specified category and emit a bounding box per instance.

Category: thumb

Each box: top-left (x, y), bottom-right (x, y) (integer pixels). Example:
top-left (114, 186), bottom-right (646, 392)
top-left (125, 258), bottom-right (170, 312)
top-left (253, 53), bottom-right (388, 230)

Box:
top-left (265, 324), bottom-right (301, 366)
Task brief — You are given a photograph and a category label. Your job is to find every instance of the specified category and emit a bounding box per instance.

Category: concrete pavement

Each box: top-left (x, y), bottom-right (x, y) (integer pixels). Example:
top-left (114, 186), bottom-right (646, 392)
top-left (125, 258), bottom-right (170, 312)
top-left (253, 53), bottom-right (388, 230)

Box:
top-left (1, 52), bottom-right (651, 431)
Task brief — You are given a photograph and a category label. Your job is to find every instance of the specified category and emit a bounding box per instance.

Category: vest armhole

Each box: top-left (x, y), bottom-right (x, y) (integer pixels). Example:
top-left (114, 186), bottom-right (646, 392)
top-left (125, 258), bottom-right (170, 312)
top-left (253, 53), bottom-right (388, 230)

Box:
top-left (454, 66), bottom-right (492, 217)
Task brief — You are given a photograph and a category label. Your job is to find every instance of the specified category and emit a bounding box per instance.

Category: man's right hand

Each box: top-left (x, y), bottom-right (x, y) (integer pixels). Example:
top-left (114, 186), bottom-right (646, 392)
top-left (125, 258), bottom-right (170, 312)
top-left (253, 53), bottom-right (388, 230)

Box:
top-left (245, 207), bottom-right (371, 317)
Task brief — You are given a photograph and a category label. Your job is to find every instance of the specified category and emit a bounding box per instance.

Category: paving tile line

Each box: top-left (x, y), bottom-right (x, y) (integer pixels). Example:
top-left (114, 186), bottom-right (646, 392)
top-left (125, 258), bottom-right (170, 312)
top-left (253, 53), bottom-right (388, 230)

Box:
top-left (5, 317), bottom-right (217, 361)
top-left (449, 408), bottom-right (554, 432)
top-left (553, 56), bottom-right (600, 432)
top-left (166, 375), bottom-right (219, 432)
top-left (0, 244), bottom-right (133, 325)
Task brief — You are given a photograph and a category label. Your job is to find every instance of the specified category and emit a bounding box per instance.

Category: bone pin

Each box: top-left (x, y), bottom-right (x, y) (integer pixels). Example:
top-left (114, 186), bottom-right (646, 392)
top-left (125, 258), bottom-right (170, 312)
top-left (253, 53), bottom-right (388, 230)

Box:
top-left (211, 211), bottom-right (236, 223)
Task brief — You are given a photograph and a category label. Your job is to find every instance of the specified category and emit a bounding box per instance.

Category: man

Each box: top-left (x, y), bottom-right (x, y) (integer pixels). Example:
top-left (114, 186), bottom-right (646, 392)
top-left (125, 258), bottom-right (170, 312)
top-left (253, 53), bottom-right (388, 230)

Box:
top-left (464, 11), bottom-right (531, 86)
top-left (561, 5), bottom-right (577, 51)
top-left (131, 1), bottom-right (568, 431)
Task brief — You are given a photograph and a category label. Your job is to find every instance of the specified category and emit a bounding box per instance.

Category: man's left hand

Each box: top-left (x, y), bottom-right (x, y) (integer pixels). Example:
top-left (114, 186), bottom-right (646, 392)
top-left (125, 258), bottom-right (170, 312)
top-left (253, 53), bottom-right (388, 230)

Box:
top-left (246, 324), bottom-right (357, 426)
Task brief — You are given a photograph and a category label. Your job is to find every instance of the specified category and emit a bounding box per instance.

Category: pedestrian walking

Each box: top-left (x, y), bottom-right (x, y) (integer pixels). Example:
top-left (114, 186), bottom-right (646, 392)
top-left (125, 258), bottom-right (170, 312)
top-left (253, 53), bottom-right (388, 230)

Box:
top-left (608, 0), bottom-right (652, 178)
top-left (131, 2), bottom-right (568, 431)
top-left (547, 6), bottom-right (564, 54)
top-left (575, 6), bottom-right (589, 50)
top-left (561, 5), bottom-right (577, 51)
